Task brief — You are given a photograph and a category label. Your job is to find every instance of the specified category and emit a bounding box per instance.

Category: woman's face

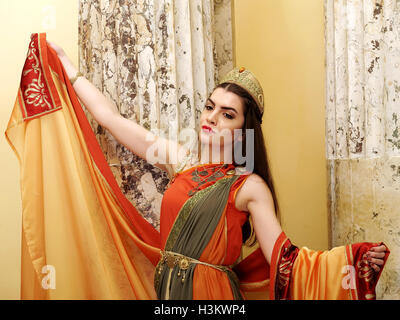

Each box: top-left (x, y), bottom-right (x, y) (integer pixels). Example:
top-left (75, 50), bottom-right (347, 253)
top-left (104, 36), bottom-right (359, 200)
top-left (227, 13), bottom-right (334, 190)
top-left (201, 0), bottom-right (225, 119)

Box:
top-left (199, 87), bottom-right (246, 149)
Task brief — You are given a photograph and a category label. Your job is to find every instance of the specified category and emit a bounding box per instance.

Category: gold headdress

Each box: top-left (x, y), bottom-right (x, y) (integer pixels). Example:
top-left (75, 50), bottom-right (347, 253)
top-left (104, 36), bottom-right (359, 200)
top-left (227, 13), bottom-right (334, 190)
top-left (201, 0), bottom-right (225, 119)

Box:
top-left (219, 67), bottom-right (264, 120)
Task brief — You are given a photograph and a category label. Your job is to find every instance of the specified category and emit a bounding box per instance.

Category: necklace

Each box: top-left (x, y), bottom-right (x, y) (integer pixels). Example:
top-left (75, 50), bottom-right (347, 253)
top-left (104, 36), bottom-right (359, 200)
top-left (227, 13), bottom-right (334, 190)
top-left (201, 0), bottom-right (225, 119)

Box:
top-left (194, 163), bottom-right (226, 182)
top-left (187, 163), bottom-right (235, 196)
top-left (165, 148), bottom-right (238, 193)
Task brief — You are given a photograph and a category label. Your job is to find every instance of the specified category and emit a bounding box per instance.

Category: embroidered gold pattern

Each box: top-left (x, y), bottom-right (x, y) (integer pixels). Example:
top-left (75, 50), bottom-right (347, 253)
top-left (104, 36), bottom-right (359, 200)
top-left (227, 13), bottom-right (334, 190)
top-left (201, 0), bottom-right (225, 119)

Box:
top-left (158, 251), bottom-right (229, 284)
top-left (23, 41), bottom-right (52, 109)
top-left (219, 67), bottom-right (264, 116)
top-left (187, 164), bottom-right (229, 196)
top-left (357, 253), bottom-right (374, 283)
top-left (278, 259), bottom-right (292, 289)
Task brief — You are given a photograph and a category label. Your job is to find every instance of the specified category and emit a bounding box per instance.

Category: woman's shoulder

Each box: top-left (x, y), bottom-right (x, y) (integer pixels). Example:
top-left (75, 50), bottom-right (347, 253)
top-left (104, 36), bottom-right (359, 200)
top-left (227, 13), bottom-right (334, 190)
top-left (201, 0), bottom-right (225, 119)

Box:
top-left (234, 172), bottom-right (269, 212)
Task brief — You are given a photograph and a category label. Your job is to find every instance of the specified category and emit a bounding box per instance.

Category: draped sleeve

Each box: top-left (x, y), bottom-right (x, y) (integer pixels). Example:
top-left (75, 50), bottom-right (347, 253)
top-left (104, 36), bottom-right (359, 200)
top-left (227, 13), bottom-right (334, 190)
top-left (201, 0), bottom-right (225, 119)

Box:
top-left (270, 232), bottom-right (390, 300)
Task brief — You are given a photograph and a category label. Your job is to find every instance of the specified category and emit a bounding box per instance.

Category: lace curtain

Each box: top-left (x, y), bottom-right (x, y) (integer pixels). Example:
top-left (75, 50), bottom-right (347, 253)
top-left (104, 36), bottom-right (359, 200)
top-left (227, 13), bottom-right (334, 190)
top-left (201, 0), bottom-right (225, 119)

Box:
top-left (78, 0), bottom-right (233, 229)
top-left (325, 0), bottom-right (400, 299)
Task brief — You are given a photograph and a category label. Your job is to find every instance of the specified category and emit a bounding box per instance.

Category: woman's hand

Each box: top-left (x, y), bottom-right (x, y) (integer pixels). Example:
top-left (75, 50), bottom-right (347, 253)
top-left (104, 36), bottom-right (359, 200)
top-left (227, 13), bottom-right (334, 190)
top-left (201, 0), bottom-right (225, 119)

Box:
top-left (46, 40), bottom-right (78, 79)
top-left (366, 244), bottom-right (387, 272)
top-left (47, 40), bottom-right (66, 58)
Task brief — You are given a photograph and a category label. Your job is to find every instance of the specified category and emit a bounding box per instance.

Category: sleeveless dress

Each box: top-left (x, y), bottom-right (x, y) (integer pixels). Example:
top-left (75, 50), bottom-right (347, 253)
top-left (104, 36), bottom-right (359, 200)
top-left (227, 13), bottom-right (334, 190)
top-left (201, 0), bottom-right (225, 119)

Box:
top-left (156, 150), bottom-right (253, 299)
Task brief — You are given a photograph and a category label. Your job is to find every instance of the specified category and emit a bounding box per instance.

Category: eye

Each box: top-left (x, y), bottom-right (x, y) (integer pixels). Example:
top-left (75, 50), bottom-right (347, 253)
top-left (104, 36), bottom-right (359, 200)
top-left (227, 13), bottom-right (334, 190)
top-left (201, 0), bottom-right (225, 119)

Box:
top-left (224, 113), bottom-right (234, 120)
top-left (204, 105), bottom-right (213, 111)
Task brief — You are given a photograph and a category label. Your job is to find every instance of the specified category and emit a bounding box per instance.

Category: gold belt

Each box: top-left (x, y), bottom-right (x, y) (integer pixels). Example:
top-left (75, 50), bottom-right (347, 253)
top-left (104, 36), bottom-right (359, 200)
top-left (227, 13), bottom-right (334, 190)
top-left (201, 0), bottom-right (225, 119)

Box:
top-left (157, 250), bottom-right (231, 283)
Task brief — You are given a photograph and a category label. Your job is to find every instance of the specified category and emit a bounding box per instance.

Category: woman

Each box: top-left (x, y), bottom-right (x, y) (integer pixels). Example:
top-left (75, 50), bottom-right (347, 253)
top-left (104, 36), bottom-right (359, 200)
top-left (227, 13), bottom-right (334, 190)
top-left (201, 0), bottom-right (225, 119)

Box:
top-left (48, 40), bottom-right (388, 300)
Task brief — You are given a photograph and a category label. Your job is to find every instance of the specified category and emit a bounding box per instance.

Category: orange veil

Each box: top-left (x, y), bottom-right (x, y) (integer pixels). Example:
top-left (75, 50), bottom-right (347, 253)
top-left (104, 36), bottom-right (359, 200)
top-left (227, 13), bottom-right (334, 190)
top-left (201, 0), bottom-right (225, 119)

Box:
top-left (5, 33), bottom-right (161, 299)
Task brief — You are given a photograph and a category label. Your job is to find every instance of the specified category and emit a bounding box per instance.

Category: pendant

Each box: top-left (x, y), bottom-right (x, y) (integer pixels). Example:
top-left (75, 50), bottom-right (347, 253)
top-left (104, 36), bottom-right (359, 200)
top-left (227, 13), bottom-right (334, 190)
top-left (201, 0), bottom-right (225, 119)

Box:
top-left (167, 255), bottom-right (177, 269)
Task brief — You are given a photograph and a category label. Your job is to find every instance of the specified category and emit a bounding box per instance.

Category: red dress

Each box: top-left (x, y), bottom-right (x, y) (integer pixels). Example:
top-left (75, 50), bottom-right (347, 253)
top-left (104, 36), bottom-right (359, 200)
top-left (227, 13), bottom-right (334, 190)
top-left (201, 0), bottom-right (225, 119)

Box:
top-left (159, 163), bottom-right (252, 299)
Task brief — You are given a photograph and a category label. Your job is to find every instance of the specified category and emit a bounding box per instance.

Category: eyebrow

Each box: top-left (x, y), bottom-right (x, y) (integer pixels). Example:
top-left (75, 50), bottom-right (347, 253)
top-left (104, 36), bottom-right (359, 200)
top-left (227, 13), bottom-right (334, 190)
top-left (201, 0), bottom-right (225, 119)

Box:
top-left (207, 98), bottom-right (238, 114)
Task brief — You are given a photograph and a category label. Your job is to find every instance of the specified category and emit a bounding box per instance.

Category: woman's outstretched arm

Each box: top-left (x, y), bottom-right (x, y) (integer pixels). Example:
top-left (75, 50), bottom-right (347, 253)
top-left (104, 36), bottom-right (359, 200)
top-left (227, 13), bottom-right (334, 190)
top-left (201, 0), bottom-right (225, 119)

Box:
top-left (48, 40), bottom-right (181, 174)
top-left (237, 173), bottom-right (387, 270)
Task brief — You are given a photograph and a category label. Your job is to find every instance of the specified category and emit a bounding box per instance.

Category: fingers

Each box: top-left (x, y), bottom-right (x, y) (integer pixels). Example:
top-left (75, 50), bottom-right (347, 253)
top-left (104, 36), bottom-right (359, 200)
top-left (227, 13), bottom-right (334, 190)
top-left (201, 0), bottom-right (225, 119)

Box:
top-left (368, 257), bottom-right (384, 266)
top-left (367, 251), bottom-right (385, 259)
top-left (46, 40), bottom-right (64, 57)
top-left (366, 245), bottom-right (387, 273)
top-left (47, 40), bottom-right (56, 48)
top-left (371, 264), bottom-right (380, 273)
top-left (369, 244), bottom-right (387, 252)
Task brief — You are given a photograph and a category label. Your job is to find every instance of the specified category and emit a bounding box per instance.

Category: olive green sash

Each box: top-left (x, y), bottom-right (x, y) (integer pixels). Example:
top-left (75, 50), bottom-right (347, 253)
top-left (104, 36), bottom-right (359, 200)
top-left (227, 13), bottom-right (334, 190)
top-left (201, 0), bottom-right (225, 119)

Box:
top-left (154, 175), bottom-right (243, 300)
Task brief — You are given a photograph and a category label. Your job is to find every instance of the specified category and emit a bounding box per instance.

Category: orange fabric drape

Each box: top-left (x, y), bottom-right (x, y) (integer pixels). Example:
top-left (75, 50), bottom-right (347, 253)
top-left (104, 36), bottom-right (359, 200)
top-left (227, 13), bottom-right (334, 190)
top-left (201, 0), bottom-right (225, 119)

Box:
top-left (270, 232), bottom-right (390, 300)
top-left (290, 246), bottom-right (351, 299)
top-left (5, 33), bottom-right (161, 299)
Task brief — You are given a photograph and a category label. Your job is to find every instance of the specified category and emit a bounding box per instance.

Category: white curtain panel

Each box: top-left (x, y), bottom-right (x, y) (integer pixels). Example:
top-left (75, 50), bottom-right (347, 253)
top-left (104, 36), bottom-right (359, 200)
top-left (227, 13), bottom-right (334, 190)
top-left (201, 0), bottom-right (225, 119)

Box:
top-left (78, 0), bottom-right (233, 229)
top-left (325, 0), bottom-right (400, 299)
top-left (326, 0), bottom-right (400, 159)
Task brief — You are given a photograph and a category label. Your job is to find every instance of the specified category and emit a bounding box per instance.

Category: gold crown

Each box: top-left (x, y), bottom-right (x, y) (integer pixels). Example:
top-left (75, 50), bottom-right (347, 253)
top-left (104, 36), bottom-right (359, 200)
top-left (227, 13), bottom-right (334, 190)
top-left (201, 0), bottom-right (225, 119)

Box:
top-left (219, 67), bottom-right (264, 117)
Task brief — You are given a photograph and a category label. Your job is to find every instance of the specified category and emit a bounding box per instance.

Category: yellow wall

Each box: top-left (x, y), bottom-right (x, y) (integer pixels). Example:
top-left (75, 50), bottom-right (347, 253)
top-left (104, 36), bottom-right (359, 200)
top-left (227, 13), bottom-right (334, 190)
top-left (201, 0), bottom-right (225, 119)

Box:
top-left (233, 0), bottom-right (328, 250)
top-left (0, 1), bottom-right (78, 299)
top-left (0, 0), bottom-right (327, 299)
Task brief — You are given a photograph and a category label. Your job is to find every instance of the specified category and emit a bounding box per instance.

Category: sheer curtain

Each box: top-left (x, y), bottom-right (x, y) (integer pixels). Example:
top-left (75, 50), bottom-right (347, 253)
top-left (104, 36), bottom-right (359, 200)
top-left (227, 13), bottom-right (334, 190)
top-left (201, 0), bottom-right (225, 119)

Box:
top-left (78, 0), bottom-right (234, 230)
top-left (325, 0), bottom-right (400, 299)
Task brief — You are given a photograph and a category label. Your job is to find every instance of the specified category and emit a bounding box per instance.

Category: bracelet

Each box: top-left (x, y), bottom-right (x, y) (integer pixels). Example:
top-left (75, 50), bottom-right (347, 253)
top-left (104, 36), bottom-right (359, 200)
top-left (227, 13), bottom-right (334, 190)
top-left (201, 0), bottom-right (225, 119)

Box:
top-left (69, 71), bottom-right (83, 85)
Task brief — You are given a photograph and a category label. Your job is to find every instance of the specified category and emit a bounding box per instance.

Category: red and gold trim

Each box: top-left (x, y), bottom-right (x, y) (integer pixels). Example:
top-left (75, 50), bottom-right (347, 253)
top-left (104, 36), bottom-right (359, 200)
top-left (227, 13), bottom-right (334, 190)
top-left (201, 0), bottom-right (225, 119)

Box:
top-left (345, 242), bottom-right (390, 300)
top-left (19, 33), bottom-right (61, 121)
top-left (269, 232), bottom-right (299, 300)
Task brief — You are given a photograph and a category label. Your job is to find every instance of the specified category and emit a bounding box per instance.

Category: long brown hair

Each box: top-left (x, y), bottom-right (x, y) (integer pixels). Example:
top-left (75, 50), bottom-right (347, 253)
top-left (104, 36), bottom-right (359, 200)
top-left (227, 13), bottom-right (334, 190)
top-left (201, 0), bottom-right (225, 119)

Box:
top-left (216, 82), bottom-right (280, 245)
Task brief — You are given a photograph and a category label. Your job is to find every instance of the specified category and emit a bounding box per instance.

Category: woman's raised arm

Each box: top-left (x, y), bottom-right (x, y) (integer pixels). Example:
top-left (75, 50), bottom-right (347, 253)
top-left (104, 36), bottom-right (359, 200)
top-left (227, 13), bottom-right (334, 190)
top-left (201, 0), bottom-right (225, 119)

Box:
top-left (48, 40), bottom-right (181, 175)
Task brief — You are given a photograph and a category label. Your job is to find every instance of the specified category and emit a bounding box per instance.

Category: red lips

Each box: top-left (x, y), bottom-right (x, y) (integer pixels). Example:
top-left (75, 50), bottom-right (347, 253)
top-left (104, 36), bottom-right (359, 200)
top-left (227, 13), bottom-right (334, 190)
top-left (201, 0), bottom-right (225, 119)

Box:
top-left (202, 125), bottom-right (213, 132)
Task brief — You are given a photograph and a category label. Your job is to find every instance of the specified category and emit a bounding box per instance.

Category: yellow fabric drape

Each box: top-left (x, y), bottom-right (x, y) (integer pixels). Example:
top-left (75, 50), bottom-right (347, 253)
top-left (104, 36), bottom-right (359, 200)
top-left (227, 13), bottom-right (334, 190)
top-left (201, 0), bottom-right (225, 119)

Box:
top-left (5, 33), bottom-right (159, 299)
top-left (290, 246), bottom-right (350, 299)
